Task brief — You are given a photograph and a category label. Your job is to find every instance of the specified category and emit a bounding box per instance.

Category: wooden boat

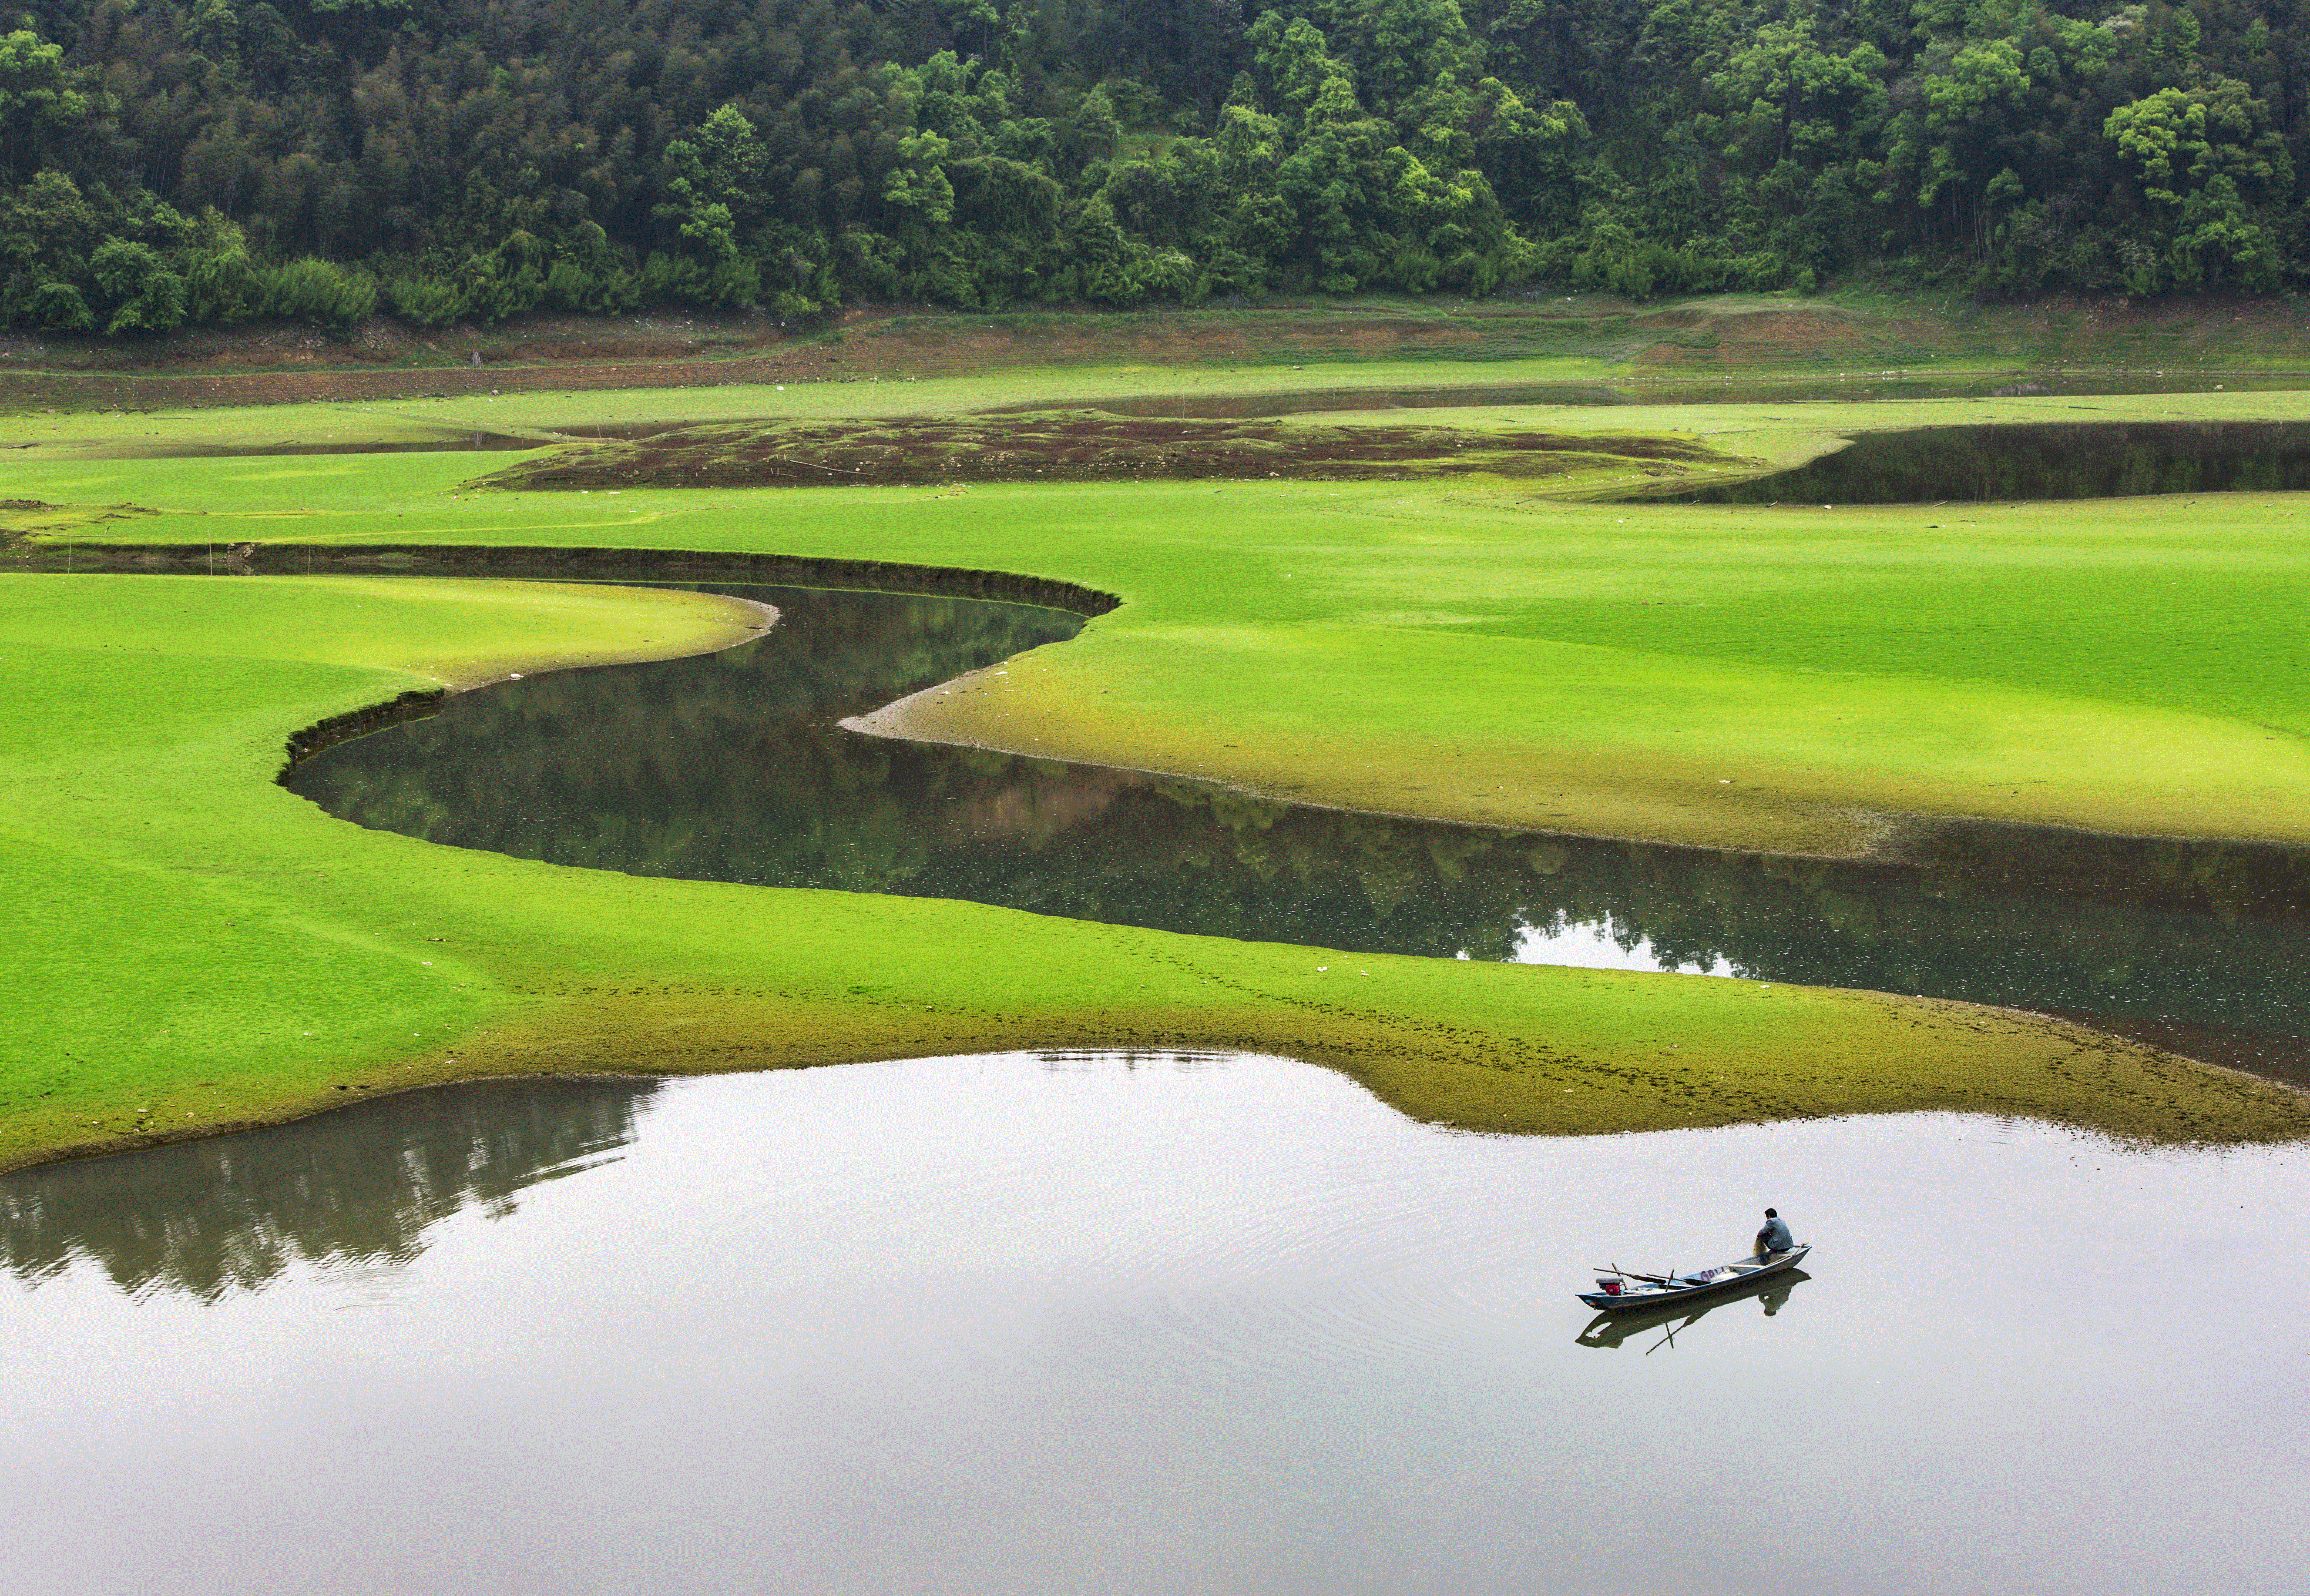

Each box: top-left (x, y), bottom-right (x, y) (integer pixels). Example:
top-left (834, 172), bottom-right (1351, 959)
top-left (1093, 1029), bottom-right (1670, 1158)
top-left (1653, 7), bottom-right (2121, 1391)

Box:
top-left (1578, 1244), bottom-right (1812, 1311)
top-left (1576, 1267), bottom-right (1811, 1350)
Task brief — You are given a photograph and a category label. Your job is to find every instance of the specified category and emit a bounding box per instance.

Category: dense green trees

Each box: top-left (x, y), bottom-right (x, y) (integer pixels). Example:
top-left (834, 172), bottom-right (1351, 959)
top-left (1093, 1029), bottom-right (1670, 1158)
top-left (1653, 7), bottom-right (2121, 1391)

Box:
top-left (3, 0), bottom-right (2307, 333)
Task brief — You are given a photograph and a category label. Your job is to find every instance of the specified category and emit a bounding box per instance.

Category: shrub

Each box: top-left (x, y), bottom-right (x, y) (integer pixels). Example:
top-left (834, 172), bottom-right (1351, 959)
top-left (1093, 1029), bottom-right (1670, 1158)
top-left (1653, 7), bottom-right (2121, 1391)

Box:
top-left (386, 275), bottom-right (467, 329)
top-left (255, 258), bottom-right (378, 327)
top-left (91, 238), bottom-right (188, 335)
top-left (539, 259), bottom-right (595, 312)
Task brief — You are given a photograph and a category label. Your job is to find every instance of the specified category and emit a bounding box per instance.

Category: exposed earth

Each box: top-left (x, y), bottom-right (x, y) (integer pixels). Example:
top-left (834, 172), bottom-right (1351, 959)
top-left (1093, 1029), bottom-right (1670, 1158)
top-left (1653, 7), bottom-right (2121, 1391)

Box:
top-left (5, 291), bottom-right (2307, 412)
top-left (474, 413), bottom-right (1735, 490)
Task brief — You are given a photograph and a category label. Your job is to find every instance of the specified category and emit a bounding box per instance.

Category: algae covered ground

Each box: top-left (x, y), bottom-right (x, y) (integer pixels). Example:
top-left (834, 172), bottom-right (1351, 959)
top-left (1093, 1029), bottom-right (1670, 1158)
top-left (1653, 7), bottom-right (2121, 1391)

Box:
top-left (4, 379), bottom-right (2307, 1167)
top-left (14, 393), bottom-right (2305, 857)
top-left (3, 572), bottom-right (2300, 1174)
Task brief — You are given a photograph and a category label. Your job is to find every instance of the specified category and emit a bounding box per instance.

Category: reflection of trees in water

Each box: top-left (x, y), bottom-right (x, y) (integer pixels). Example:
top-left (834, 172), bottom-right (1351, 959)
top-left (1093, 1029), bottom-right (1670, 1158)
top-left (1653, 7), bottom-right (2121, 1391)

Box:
top-left (1675, 422), bottom-right (2310, 504)
top-left (0, 1080), bottom-right (658, 1301)
top-left (1488, 825), bottom-right (2309, 1034)
top-left (297, 584), bottom-right (1084, 892)
top-left (298, 583), bottom-right (2310, 1040)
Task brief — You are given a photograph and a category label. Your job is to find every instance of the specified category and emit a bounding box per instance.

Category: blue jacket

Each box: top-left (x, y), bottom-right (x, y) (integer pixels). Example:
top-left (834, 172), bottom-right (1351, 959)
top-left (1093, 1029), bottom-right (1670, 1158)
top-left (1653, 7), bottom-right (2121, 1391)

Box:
top-left (1759, 1216), bottom-right (1794, 1253)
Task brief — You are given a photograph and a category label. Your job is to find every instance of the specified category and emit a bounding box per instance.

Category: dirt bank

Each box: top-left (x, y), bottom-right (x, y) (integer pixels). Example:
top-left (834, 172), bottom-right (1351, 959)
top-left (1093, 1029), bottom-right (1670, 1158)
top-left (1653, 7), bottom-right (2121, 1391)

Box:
top-left (471, 413), bottom-right (1734, 490)
top-left (11, 291), bottom-right (2297, 413)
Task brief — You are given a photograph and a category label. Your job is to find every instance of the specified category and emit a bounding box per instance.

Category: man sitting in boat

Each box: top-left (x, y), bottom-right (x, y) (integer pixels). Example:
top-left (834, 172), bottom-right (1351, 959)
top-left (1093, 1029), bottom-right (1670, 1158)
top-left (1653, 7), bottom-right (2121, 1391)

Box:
top-left (1754, 1208), bottom-right (1794, 1257)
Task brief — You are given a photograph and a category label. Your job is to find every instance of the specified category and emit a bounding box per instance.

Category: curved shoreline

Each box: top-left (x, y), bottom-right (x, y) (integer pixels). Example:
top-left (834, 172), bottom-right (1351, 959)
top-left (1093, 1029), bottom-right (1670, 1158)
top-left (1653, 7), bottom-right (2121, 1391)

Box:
top-left (842, 680), bottom-right (2309, 1090)
top-left (844, 666), bottom-right (2309, 867)
top-left (28, 540), bottom-right (2298, 864)
top-left (7, 568), bottom-right (2309, 1176)
top-left (272, 591), bottom-right (781, 782)
top-left (14, 540), bottom-right (1122, 618)
top-left (55, 537), bottom-right (2297, 863)
top-left (844, 675), bottom-right (1932, 864)
top-left (275, 569), bottom-right (2310, 1102)
top-left (14, 965), bottom-right (2305, 1179)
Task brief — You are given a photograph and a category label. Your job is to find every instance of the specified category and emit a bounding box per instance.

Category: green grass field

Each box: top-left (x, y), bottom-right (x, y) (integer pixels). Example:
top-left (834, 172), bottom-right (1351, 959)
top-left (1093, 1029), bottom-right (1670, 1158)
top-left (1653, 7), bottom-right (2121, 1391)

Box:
top-left (13, 375), bottom-right (2303, 496)
top-left (14, 394), bottom-right (2305, 857)
top-left (3, 357), bottom-right (1628, 459)
top-left (5, 381), bottom-right (2307, 1167)
top-left (5, 571), bottom-right (2298, 1173)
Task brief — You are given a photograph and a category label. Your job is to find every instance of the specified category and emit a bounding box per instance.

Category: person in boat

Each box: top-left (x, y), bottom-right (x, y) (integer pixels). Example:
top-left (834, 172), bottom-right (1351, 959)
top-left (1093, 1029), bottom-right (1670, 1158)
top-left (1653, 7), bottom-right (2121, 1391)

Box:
top-left (1754, 1208), bottom-right (1794, 1257)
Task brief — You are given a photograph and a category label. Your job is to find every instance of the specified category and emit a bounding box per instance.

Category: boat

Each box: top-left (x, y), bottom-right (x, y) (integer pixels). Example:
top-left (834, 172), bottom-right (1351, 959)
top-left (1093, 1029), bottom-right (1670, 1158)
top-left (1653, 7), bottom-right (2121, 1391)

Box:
top-left (1575, 1267), bottom-right (1811, 1350)
top-left (1577, 1244), bottom-right (1812, 1311)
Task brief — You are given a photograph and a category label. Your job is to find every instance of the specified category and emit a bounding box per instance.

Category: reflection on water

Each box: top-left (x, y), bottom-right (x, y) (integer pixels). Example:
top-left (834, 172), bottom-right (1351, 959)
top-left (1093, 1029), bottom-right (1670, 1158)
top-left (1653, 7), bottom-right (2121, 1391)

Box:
top-left (3, 1056), bottom-right (2302, 1595)
top-left (292, 582), bottom-right (2310, 1064)
top-left (1661, 420), bottom-right (2310, 503)
top-left (0, 1080), bottom-right (655, 1301)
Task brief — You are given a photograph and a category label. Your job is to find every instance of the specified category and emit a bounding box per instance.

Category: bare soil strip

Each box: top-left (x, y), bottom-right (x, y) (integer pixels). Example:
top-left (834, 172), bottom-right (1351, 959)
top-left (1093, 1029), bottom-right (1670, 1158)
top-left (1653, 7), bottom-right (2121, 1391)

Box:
top-left (474, 413), bottom-right (1732, 490)
top-left (4, 293), bottom-right (2303, 412)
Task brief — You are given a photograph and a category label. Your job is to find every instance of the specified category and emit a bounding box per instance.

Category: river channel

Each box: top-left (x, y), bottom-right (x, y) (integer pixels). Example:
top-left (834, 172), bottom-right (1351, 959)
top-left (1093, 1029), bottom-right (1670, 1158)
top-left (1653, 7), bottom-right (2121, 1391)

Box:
top-left (1664, 419), bottom-right (2310, 503)
top-left (290, 577), bottom-right (2310, 1084)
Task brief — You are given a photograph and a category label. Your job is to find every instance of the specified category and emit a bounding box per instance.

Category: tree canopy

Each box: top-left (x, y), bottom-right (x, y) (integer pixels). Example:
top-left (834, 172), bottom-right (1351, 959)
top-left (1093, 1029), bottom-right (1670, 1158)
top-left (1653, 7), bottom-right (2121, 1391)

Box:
top-left (4, 0), bottom-right (2307, 334)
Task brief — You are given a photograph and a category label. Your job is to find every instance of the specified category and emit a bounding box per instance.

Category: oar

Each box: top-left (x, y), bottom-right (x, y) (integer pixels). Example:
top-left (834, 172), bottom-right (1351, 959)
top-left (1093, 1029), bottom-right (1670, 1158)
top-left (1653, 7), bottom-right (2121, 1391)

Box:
top-left (1594, 1264), bottom-right (1678, 1286)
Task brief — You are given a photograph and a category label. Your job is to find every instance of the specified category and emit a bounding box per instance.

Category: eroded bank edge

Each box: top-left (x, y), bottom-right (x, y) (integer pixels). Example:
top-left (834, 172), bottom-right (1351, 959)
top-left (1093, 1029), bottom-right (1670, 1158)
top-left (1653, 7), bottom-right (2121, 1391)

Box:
top-left (13, 979), bottom-right (2307, 1180)
top-left (3, 540), bottom-right (1126, 618)
top-left (271, 589), bottom-right (781, 779)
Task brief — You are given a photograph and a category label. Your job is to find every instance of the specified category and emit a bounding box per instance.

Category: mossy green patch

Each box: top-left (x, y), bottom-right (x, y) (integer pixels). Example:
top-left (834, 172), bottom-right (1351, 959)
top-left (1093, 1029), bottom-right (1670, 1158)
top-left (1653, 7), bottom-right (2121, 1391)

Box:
top-left (16, 412), bottom-right (2305, 855)
top-left (5, 571), bottom-right (2300, 1171)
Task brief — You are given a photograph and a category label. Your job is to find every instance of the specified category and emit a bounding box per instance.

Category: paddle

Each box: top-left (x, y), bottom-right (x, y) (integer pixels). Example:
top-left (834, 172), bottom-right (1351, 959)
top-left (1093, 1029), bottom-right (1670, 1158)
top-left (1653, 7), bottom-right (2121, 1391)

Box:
top-left (1594, 1264), bottom-right (1679, 1286)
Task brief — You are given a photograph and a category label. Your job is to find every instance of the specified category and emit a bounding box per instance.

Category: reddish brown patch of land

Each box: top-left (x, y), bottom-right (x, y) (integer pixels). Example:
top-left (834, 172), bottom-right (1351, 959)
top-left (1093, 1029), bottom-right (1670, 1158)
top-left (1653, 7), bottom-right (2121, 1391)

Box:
top-left (476, 413), bottom-right (1730, 490)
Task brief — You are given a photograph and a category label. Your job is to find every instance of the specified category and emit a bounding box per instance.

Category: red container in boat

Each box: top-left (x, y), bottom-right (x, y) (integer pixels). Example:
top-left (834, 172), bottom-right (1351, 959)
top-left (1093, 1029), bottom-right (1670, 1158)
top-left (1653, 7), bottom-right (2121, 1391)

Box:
top-left (1600, 1279), bottom-right (1622, 1296)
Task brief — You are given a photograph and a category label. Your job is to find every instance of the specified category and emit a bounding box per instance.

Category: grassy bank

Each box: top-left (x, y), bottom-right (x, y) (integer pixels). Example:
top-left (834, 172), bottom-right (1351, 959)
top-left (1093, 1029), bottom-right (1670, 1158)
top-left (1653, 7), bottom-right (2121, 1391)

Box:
top-left (5, 570), bottom-right (2300, 1173)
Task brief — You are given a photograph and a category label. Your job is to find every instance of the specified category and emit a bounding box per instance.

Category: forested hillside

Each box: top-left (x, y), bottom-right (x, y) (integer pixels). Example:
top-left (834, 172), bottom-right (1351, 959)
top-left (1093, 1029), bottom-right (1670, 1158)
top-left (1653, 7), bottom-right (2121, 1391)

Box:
top-left (2, 0), bottom-right (2304, 335)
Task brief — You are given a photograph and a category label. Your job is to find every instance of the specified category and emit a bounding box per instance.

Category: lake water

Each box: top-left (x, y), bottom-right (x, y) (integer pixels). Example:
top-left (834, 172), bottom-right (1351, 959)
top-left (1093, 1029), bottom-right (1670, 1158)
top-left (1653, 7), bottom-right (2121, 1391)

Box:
top-left (1662, 420), bottom-right (2310, 504)
top-left (292, 581), bottom-right (2310, 1081)
top-left (3, 1053), bottom-right (2301, 1594)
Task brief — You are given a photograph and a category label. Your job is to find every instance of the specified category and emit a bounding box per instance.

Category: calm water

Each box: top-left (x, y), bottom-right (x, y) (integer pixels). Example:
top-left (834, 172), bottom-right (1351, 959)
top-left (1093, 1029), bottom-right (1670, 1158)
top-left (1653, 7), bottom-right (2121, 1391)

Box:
top-left (3, 1054), bottom-right (2302, 1593)
top-left (291, 582), bottom-right (2310, 1076)
top-left (1662, 420), bottom-right (2310, 503)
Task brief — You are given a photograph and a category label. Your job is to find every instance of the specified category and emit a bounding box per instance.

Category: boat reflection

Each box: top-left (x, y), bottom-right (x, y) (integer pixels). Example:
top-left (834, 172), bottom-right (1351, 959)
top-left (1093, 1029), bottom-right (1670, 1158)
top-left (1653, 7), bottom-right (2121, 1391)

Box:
top-left (1575, 1269), bottom-right (1812, 1352)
